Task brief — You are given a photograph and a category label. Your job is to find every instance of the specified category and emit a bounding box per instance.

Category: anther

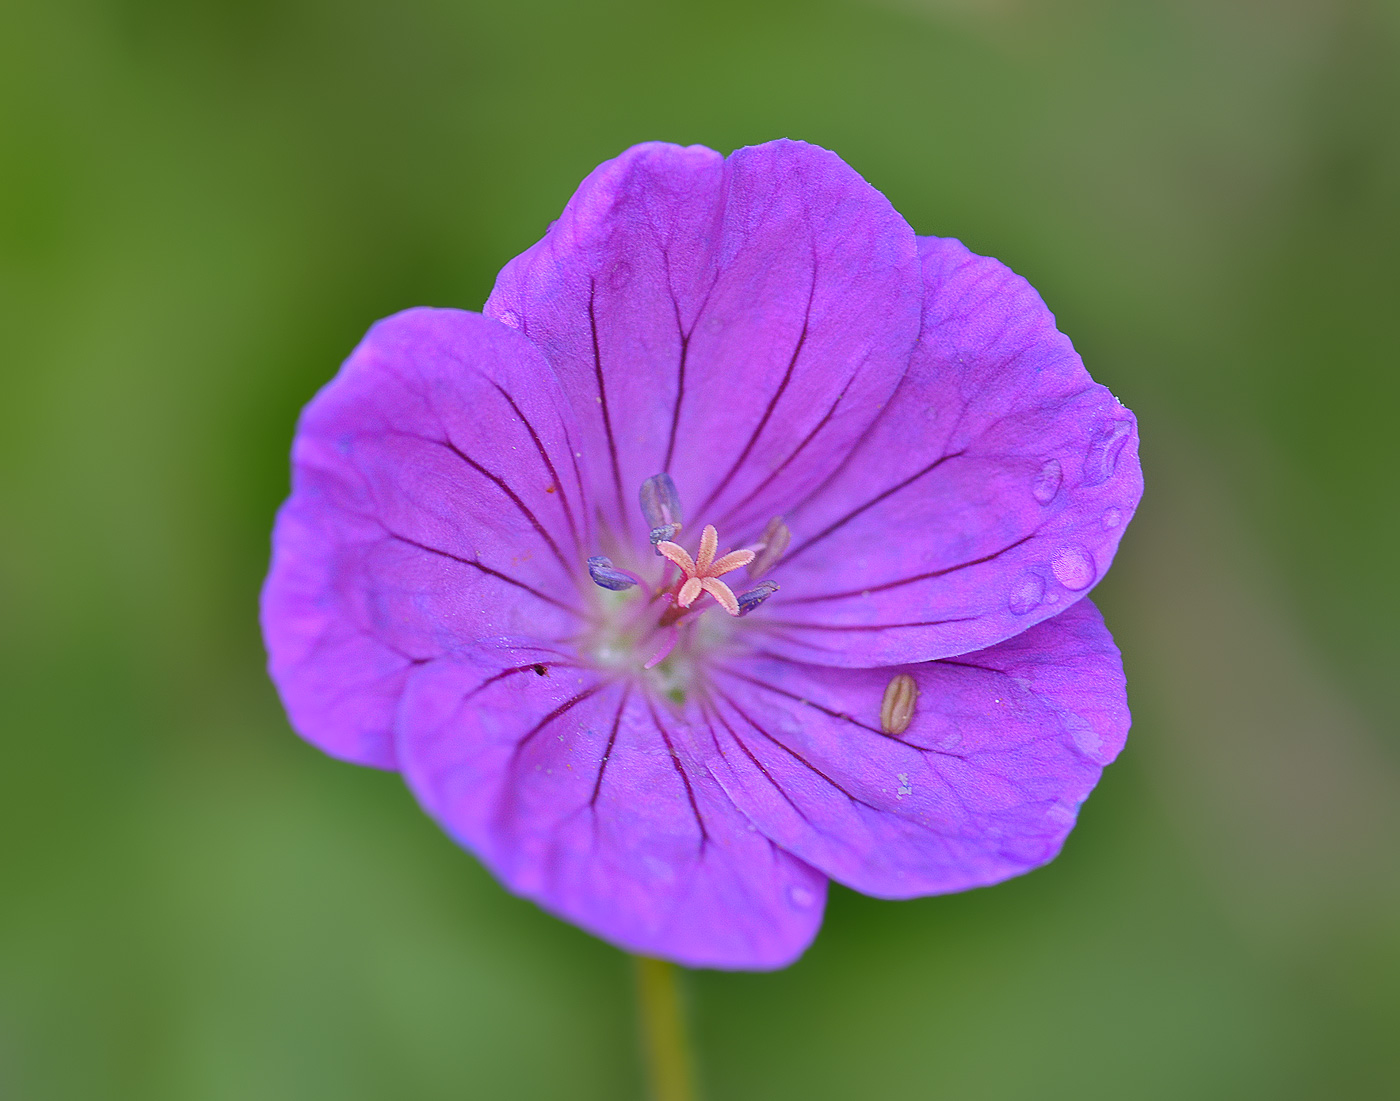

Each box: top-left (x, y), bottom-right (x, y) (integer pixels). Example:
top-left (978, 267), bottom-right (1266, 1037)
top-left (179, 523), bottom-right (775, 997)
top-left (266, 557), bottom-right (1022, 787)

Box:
top-left (736, 580), bottom-right (779, 617)
top-left (648, 523), bottom-right (681, 551)
top-left (747, 516), bottom-right (791, 579)
top-left (639, 473), bottom-right (683, 530)
top-left (587, 555), bottom-right (637, 591)
top-left (880, 673), bottom-right (919, 735)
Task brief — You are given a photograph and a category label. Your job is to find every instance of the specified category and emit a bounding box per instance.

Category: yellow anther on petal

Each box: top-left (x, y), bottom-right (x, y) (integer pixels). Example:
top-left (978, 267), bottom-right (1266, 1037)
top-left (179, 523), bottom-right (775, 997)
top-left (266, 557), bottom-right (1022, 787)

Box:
top-left (880, 673), bottom-right (920, 735)
top-left (657, 524), bottom-right (756, 616)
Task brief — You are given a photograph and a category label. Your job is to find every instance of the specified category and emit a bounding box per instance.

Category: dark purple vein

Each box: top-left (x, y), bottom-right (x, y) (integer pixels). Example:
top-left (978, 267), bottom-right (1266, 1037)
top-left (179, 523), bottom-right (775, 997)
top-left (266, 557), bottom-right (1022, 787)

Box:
top-left (781, 450), bottom-right (966, 564)
top-left (663, 296), bottom-right (691, 473)
top-left (759, 616), bottom-right (977, 632)
top-left (388, 532), bottom-right (586, 618)
top-left (647, 698), bottom-right (709, 848)
top-left (694, 268), bottom-right (818, 519)
top-left (715, 664), bottom-right (887, 737)
top-left (714, 385), bottom-right (846, 532)
top-left (431, 438), bottom-right (571, 575)
top-left (489, 381), bottom-right (582, 551)
top-left (706, 703), bottom-right (818, 829)
top-left (716, 690), bottom-right (885, 812)
top-left (588, 279), bottom-right (628, 527)
top-left (590, 686), bottom-right (631, 807)
top-left (935, 659), bottom-right (1005, 675)
top-left (782, 532), bottom-right (1037, 605)
top-left (511, 683), bottom-right (606, 762)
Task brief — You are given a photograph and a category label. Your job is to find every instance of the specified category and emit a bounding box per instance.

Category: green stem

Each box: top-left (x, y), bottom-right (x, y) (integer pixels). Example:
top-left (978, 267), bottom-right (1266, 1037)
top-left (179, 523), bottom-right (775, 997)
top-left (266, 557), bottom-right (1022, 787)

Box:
top-left (633, 956), bottom-right (699, 1101)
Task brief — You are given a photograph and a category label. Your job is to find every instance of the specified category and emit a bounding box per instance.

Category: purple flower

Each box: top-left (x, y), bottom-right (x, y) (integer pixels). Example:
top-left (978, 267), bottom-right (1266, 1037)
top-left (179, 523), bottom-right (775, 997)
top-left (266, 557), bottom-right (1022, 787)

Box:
top-left (260, 140), bottom-right (1141, 969)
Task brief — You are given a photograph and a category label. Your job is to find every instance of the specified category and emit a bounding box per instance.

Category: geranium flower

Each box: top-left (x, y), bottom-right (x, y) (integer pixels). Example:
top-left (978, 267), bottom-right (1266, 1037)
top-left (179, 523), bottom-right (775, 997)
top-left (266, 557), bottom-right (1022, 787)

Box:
top-left (261, 140), bottom-right (1141, 969)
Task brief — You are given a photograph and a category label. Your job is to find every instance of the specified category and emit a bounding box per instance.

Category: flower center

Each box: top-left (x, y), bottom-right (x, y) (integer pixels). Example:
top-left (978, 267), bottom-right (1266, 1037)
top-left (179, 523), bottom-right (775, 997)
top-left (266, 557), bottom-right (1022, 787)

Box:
top-left (581, 474), bottom-right (788, 698)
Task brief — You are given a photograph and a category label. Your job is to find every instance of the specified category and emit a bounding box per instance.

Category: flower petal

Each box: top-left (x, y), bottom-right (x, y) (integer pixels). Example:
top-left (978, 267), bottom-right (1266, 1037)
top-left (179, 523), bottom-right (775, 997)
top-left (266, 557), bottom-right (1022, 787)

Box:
top-left (260, 308), bottom-right (592, 768)
top-left (694, 599), bottom-right (1128, 898)
top-left (759, 236), bottom-right (1142, 666)
top-left (396, 644), bottom-right (827, 969)
top-left (485, 140), bottom-right (922, 538)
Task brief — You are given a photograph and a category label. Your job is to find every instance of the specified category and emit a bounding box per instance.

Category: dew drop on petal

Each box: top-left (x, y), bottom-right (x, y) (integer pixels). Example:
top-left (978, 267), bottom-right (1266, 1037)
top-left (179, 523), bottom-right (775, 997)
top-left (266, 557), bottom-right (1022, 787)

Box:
top-left (1101, 506), bottom-right (1123, 530)
top-left (1008, 573), bottom-right (1045, 616)
top-left (1051, 545), bottom-right (1097, 591)
top-left (1083, 420), bottom-right (1131, 487)
top-left (788, 885), bottom-right (815, 908)
top-left (498, 309), bottom-right (521, 330)
top-left (1031, 459), bottom-right (1062, 504)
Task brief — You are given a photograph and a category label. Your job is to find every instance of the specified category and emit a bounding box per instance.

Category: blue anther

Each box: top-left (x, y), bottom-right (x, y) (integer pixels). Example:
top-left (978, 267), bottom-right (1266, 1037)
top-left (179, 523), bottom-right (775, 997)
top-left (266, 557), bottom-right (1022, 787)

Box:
top-left (587, 555), bottom-right (637, 591)
top-left (648, 523), bottom-right (681, 546)
top-left (736, 580), bottom-right (780, 616)
top-left (639, 473), bottom-right (683, 530)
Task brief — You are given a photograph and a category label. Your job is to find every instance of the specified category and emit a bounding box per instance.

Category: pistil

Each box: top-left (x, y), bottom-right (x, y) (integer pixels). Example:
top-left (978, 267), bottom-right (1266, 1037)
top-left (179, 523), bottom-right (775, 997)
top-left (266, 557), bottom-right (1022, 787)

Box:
top-left (657, 524), bottom-right (755, 616)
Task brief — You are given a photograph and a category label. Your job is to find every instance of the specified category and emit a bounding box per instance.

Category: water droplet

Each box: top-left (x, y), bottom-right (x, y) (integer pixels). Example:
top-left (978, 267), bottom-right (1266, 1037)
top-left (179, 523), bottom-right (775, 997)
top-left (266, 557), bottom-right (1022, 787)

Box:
top-left (498, 309), bottom-right (521, 330)
top-left (788, 885), bottom-right (815, 908)
top-left (1083, 420), bottom-right (1131, 487)
top-left (1051, 545), bottom-right (1097, 591)
top-left (1008, 573), bottom-right (1045, 615)
top-left (1031, 459), bottom-right (1062, 504)
top-left (1101, 506), bottom-right (1123, 530)
top-left (608, 259), bottom-right (632, 289)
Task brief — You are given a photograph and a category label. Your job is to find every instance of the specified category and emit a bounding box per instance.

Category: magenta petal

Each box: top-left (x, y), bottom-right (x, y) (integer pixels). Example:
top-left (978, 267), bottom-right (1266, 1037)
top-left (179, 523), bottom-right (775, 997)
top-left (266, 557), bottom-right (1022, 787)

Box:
top-left (761, 236), bottom-right (1142, 666)
top-left (396, 644), bottom-right (827, 969)
top-left (260, 308), bottom-right (591, 768)
top-left (694, 599), bottom-right (1128, 898)
top-left (484, 140), bottom-right (922, 537)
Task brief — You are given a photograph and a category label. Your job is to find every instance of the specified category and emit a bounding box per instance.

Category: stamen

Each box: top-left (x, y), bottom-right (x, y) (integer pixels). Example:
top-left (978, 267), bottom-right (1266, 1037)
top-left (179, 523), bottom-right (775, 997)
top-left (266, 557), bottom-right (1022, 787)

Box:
top-left (648, 523), bottom-right (681, 549)
top-left (639, 473), bottom-right (683, 530)
top-left (736, 580), bottom-right (779, 616)
top-left (747, 516), bottom-right (791, 579)
top-left (880, 673), bottom-right (919, 735)
top-left (587, 555), bottom-right (638, 591)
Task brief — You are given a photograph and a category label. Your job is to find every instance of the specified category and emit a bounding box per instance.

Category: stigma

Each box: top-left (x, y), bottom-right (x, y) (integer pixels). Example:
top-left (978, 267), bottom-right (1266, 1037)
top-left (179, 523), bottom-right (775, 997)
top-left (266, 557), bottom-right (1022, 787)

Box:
top-left (656, 524), bottom-right (755, 616)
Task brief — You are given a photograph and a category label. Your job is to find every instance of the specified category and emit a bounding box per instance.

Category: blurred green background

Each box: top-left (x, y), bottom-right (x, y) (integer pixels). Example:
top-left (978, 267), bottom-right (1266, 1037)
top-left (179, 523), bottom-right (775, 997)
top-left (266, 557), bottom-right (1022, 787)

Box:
top-left (3, 0), bottom-right (1398, 1096)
